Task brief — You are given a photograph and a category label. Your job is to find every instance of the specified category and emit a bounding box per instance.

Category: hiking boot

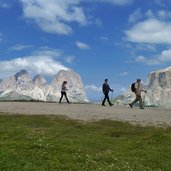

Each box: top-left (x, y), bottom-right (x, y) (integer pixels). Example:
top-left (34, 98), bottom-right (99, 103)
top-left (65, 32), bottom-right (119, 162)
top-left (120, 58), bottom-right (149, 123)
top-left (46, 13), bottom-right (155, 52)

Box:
top-left (129, 104), bottom-right (133, 108)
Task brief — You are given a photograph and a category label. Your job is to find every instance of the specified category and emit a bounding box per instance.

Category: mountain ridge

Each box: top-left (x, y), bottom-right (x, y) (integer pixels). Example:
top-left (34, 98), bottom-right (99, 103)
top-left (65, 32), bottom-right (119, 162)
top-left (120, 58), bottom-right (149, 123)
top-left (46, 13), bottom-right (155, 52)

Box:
top-left (116, 66), bottom-right (171, 108)
top-left (0, 69), bottom-right (88, 102)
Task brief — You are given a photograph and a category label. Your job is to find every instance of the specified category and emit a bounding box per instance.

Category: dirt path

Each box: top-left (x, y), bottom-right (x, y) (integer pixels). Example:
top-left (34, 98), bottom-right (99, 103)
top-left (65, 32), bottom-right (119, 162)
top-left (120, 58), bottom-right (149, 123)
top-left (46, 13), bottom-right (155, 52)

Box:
top-left (0, 102), bottom-right (171, 127)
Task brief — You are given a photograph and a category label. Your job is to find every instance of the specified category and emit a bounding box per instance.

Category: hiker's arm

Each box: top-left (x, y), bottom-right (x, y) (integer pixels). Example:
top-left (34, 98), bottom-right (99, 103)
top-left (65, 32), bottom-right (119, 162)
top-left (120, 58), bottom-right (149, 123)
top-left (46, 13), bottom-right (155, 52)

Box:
top-left (142, 89), bottom-right (147, 93)
top-left (109, 86), bottom-right (113, 92)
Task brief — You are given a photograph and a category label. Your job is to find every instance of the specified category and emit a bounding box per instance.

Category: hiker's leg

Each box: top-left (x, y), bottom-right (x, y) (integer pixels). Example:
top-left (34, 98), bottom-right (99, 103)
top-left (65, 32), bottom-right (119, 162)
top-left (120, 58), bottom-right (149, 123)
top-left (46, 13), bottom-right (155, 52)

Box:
top-left (106, 93), bottom-right (112, 105)
top-left (138, 96), bottom-right (143, 108)
top-left (102, 94), bottom-right (107, 105)
top-left (59, 92), bottom-right (64, 102)
top-left (130, 95), bottom-right (139, 106)
top-left (64, 92), bottom-right (70, 103)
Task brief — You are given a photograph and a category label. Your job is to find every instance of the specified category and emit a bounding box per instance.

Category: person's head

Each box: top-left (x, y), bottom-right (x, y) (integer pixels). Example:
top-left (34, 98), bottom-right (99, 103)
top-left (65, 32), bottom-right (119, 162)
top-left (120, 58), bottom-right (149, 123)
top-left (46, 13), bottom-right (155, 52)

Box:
top-left (63, 81), bottom-right (67, 84)
top-left (137, 79), bottom-right (141, 83)
top-left (105, 79), bottom-right (108, 83)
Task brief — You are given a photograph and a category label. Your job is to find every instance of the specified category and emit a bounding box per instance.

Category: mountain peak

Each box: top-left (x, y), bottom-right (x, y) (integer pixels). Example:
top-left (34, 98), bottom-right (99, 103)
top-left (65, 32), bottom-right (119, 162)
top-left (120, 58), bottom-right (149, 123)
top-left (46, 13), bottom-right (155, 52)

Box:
top-left (14, 69), bottom-right (29, 80)
top-left (33, 74), bottom-right (47, 88)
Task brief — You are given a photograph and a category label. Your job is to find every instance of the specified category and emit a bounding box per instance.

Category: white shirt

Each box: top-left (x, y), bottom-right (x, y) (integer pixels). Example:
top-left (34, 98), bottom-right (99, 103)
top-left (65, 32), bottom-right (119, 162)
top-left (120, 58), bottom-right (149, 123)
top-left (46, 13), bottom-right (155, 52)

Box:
top-left (135, 82), bottom-right (143, 96)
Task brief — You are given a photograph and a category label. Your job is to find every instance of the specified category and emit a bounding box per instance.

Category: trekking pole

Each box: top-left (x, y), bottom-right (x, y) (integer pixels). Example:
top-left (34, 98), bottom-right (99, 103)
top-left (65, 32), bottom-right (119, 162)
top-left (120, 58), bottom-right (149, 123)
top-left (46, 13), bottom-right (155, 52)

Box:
top-left (143, 92), bottom-right (146, 107)
top-left (100, 94), bottom-right (104, 104)
top-left (110, 91), bottom-right (113, 102)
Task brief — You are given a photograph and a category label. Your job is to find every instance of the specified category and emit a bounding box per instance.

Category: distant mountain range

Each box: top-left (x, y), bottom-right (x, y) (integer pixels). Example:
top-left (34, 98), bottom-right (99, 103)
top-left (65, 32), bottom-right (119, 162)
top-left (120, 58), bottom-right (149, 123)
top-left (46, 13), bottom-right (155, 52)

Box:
top-left (0, 69), bottom-right (88, 102)
top-left (116, 66), bottom-right (171, 108)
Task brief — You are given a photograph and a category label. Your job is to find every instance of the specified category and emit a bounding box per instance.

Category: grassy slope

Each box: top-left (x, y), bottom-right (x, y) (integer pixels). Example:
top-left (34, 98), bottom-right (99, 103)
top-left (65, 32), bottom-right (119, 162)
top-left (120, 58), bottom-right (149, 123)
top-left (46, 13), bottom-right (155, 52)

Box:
top-left (0, 114), bottom-right (171, 171)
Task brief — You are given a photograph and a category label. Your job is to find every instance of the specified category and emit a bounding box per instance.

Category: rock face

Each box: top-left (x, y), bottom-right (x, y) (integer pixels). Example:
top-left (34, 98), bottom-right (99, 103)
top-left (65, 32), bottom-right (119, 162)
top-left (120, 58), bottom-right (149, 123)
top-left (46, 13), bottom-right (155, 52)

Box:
top-left (50, 70), bottom-right (87, 102)
top-left (120, 66), bottom-right (171, 108)
top-left (0, 69), bottom-right (88, 102)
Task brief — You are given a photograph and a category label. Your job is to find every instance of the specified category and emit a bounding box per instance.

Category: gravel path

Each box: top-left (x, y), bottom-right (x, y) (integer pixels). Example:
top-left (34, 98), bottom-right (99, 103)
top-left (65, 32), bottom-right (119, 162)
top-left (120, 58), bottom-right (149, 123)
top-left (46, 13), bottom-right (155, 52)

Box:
top-left (0, 102), bottom-right (171, 127)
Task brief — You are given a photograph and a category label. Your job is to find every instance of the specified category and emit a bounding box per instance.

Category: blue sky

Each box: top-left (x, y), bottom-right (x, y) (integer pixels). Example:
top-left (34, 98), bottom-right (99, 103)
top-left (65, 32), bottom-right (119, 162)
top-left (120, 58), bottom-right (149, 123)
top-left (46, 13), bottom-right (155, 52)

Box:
top-left (1, 0), bottom-right (171, 100)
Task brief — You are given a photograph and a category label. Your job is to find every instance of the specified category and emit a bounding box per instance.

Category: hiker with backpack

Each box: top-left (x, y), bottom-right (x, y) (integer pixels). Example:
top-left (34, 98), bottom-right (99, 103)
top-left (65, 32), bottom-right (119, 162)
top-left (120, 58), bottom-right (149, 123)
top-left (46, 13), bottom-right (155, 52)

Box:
top-left (59, 81), bottom-right (71, 104)
top-left (102, 79), bottom-right (113, 106)
top-left (129, 79), bottom-right (147, 109)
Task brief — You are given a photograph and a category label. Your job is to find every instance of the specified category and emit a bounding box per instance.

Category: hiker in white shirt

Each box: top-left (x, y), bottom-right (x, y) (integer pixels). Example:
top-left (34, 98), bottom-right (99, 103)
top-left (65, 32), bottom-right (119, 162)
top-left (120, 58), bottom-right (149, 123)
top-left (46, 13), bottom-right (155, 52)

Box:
top-left (129, 79), bottom-right (147, 109)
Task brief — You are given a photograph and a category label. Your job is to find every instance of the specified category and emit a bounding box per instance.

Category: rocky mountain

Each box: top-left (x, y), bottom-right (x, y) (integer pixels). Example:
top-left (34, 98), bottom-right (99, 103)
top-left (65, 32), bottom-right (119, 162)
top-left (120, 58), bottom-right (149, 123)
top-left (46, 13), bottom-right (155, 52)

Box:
top-left (0, 69), bottom-right (88, 102)
top-left (120, 66), bottom-right (171, 108)
top-left (50, 70), bottom-right (87, 102)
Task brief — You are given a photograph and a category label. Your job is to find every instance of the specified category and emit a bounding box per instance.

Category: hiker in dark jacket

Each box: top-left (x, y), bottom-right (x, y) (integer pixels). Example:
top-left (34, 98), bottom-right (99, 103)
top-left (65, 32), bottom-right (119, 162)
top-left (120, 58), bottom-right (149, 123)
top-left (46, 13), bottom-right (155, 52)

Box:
top-left (102, 79), bottom-right (113, 106)
top-left (59, 81), bottom-right (71, 103)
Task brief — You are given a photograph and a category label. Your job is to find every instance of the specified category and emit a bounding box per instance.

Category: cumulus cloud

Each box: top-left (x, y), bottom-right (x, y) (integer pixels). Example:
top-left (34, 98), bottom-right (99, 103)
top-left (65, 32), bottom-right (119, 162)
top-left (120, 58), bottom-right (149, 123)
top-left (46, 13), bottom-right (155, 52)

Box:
top-left (19, 0), bottom-right (133, 35)
top-left (19, 0), bottom-right (87, 35)
top-left (125, 18), bottom-right (171, 44)
top-left (0, 49), bottom-right (69, 79)
top-left (75, 41), bottom-right (90, 49)
top-left (85, 85), bottom-right (101, 92)
top-left (136, 49), bottom-right (171, 65)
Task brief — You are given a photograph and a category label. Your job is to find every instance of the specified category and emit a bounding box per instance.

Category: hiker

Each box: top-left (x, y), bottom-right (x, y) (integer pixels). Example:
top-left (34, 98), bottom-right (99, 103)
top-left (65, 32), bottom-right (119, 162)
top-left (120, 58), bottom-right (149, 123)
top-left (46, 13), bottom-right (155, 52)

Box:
top-left (102, 79), bottom-right (113, 106)
top-left (59, 81), bottom-right (71, 103)
top-left (129, 79), bottom-right (147, 109)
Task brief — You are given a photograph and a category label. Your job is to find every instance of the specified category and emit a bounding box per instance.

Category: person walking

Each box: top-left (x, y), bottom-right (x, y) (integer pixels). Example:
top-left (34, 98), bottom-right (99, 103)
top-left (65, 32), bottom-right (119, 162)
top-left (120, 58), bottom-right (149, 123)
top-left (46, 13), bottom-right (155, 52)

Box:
top-left (59, 81), bottom-right (71, 103)
top-left (102, 79), bottom-right (113, 106)
top-left (129, 79), bottom-right (147, 109)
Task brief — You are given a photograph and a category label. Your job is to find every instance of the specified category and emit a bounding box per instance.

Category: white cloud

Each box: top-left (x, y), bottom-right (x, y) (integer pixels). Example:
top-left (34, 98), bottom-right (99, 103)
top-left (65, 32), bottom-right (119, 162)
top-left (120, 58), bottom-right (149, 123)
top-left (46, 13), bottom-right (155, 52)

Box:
top-left (136, 48), bottom-right (171, 65)
top-left (75, 41), bottom-right (90, 49)
top-left (9, 44), bottom-right (33, 51)
top-left (20, 0), bottom-right (87, 35)
top-left (64, 56), bottom-right (75, 64)
top-left (128, 8), bottom-right (143, 23)
top-left (85, 85), bottom-right (101, 92)
top-left (145, 9), bottom-right (155, 18)
top-left (0, 50), bottom-right (69, 79)
top-left (125, 18), bottom-right (171, 44)
top-left (32, 47), bottom-right (62, 57)
top-left (19, 0), bottom-right (133, 35)
top-left (157, 10), bottom-right (171, 20)
top-left (0, 1), bottom-right (11, 9)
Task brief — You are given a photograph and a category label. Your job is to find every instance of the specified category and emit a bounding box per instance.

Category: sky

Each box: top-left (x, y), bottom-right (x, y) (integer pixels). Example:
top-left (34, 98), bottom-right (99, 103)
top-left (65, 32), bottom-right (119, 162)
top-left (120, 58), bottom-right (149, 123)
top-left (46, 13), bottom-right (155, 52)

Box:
top-left (1, 0), bottom-right (171, 101)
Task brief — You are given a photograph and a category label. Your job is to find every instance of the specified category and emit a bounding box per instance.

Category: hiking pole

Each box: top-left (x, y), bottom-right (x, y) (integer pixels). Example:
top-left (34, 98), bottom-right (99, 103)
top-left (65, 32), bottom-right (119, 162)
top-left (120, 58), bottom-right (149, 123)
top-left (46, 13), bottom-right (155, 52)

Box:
top-left (110, 91), bottom-right (113, 102)
top-left (143, 91), bottom-right (146, 107)
top-left (100, 94), bottom-right (104, 104)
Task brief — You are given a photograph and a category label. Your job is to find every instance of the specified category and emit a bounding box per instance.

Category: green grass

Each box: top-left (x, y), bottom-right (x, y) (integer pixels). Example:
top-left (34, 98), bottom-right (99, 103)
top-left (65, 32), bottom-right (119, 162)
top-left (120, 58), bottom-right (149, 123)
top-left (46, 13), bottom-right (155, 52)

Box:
top-left (0, 114), bottom-right (171, 171)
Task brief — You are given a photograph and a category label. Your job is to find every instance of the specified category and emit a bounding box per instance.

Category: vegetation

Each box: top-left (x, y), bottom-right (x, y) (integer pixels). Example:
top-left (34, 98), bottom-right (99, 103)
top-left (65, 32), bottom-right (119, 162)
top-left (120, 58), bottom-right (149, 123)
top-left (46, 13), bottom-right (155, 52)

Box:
top-left (0, 114), bottom-right (171, 171)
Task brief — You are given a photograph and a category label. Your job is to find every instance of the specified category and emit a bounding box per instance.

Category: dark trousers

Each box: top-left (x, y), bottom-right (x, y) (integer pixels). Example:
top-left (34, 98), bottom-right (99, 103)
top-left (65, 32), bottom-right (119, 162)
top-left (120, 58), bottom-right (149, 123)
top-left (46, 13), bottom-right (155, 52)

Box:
top-left (130, 95), bottom-right (143, 108)
top-left (59, 92), bottom-right (69, 103)
top-left (102, 93), bottom-right (112, 106)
